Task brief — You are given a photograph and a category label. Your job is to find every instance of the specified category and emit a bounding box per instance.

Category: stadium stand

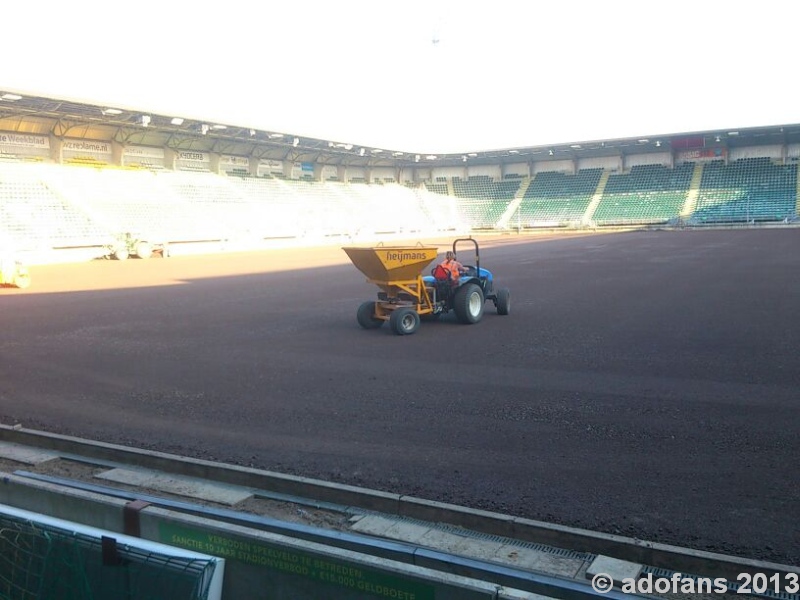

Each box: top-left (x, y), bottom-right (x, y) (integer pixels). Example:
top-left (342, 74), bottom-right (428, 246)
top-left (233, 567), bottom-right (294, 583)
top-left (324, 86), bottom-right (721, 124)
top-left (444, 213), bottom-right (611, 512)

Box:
top-left (447, 176), bottom-right (520, 229)
top-left (691, 158), bottom-right (798, 224)
top-left (592, 163), bottom-right (695, 225)
top-left (0, 162), bottom-right (110, 249)
top-left (424, 181), bottom-right (449, 195)
top-left (2, 147), bottom-right (799, 263)
top-left (0, 160), bottom-right (463, 257)
top-left (516, 169), bottom-right (604, 227)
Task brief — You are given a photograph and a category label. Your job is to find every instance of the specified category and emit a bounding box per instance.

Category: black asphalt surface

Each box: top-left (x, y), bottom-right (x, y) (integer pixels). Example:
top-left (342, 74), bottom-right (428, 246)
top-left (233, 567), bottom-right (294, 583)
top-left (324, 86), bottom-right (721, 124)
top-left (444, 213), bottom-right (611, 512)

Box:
top-left (1, 229), bottom-right (798, 565)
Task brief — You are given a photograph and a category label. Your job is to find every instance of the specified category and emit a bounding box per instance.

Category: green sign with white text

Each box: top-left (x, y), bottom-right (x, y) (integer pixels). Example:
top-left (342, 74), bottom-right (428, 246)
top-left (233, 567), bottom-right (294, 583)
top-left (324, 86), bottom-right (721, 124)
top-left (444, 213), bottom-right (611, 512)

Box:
top-left (159, 522), bottom-right (435, 600)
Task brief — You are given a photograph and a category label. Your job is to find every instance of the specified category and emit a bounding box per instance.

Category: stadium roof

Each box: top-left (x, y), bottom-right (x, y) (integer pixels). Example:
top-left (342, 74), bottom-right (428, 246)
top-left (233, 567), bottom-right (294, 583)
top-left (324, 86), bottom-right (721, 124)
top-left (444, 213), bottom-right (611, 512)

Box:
top-left (2, 90), bottom-right (800, 170)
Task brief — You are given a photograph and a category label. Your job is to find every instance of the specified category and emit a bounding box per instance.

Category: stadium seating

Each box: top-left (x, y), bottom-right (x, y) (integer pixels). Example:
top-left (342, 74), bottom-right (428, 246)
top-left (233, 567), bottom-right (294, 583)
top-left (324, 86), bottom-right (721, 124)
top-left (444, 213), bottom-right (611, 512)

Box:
top-left (1, 155), bottom-right (797, 258)
top-left (517, 169), bottom-right (604, 227)
top-left (424, 182), bottom-right (449, 195)
top-left (691, 158), bottom-right (797, 223)
top-left (592, 163), bottom-right (694, 225)
top-left (0, 159), bottom-right (467, 253)
top-left (450, 176), bottom-right (520, 229)
top-left (0, 162), bottom-right (110, 249)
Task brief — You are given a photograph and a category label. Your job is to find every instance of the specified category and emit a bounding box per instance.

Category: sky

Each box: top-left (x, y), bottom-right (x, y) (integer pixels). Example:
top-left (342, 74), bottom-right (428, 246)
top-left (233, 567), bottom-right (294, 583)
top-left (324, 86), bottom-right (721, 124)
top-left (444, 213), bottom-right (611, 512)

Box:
top-left (2, 1), bottom-right (798, 154)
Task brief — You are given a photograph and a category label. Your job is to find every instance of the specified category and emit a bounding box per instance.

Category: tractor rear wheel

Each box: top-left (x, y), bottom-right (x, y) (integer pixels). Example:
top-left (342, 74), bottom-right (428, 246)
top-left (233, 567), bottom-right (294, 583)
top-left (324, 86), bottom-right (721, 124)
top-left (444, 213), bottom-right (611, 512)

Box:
top-left (453, 283), bottom-right (484, 324)
top-left (135, 241), bottom-right (151, 259)
top-left (389, 307), bottom-right (420, 335)
top-left (357, 301), bottom-right (384, 329)
top-left (495, 288), bottom-right (511, 315)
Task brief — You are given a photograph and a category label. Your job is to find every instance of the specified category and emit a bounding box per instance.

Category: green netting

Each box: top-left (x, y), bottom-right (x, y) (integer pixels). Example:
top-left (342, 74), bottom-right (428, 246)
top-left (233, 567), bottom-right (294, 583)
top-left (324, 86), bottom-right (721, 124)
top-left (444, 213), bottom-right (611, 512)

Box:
top-left (0, 514), bottom-right (217, 600)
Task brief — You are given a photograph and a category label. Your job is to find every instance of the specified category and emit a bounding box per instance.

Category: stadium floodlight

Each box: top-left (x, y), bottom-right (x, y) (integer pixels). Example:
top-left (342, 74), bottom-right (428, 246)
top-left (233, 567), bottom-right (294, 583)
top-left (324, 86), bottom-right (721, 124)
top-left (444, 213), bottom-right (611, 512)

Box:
top-left (268, 133), bottom-right (283, 139)
top-left (467, 152), bottom-right (478, 157)
top-left (728, 131), bottom-right (739, 136)
top-left (1, 93), bottom-right (22, 101)
top-left (509, 149), bottom-right (520, 154)
top-left (102, 108), bottom-right (123, 115)
top-left (140, 115), bottom-right (151, 127)
top-left (171, 117), bottom-right (184, 125)
top-left (211, 124), bottom-right (226, 130)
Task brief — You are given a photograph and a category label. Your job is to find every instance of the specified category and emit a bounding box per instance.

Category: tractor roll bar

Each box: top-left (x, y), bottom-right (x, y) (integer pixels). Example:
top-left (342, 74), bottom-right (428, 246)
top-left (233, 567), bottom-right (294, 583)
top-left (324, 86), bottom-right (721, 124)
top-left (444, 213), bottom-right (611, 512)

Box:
top-left (452, 237), bottom-right (479, 274)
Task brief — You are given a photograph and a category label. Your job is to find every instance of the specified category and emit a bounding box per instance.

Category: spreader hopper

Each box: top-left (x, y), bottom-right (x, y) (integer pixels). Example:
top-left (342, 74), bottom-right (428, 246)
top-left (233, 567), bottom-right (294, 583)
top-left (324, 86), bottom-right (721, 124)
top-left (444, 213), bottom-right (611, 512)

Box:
top-left (343, 245), bottom-right (438, 283)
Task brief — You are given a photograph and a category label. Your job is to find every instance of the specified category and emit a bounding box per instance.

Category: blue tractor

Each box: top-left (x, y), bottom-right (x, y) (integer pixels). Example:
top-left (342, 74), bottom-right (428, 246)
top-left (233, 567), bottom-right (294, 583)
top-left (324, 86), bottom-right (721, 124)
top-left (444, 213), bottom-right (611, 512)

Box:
top-left (421, 237), bottom-right (510, 325)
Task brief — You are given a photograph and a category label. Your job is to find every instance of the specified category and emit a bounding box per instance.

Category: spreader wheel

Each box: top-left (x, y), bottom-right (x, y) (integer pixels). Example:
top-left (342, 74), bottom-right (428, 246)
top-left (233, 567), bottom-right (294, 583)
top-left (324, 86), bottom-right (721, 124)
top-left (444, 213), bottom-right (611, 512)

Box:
top-left (389, 307), bottom-right (420, 335)
top-left (356, 301), bottom-right (384, 329)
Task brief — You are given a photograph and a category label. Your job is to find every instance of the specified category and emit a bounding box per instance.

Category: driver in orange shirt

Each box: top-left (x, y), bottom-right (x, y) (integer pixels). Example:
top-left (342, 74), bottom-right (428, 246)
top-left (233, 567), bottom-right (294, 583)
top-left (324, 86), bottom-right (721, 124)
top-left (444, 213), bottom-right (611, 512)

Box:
top-left (440, 250), bottom-right (467, 283)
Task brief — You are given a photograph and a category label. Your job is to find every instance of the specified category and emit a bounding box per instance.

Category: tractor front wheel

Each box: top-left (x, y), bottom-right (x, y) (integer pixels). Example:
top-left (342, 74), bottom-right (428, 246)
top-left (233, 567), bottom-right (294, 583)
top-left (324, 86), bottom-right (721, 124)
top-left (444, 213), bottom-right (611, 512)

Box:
top-left (495, 288), bottom-right (511, 315)
top-left (357, 301), bottom-right (384, 329)
top-left (389, 307), bottom-right (420, 335)
top-left (453, 283), bottom-right (484, 324)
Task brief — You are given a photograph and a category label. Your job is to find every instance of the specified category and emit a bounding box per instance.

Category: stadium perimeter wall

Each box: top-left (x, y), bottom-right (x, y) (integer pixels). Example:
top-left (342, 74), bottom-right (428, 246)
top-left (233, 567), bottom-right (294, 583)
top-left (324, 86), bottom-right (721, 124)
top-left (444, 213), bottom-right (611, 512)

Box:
top-left (0, 472), bottom-right (533, 600)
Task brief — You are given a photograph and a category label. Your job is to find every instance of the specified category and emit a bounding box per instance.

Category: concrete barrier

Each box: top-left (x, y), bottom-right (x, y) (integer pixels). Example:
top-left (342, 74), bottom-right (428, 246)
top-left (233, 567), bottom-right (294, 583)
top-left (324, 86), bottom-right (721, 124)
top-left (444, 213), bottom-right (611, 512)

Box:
top-left (3, 426), bottom-right (797, 587)
top-left (0, 472), bottom-right (505, 600)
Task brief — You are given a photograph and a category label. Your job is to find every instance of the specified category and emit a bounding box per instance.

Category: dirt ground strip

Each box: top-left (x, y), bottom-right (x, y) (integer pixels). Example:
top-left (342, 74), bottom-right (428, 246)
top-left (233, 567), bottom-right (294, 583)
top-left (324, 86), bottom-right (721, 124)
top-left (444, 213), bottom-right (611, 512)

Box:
top-left (0, 456), bottom-right (351, 531)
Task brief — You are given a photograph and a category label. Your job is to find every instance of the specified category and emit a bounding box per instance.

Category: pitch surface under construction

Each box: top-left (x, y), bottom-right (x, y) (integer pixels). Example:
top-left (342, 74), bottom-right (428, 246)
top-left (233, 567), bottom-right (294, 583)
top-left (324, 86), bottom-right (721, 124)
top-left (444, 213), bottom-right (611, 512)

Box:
top-left (1, 228), bottom-right (797, 565)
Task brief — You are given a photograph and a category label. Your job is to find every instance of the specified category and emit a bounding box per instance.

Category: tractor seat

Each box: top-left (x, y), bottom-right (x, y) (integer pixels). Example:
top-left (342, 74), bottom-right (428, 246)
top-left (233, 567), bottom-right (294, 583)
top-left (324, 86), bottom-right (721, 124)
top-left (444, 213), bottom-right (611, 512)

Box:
top-left (430, 264), bottom-right (451, 281)
top-left (424, 265), bottom-right (455, 301)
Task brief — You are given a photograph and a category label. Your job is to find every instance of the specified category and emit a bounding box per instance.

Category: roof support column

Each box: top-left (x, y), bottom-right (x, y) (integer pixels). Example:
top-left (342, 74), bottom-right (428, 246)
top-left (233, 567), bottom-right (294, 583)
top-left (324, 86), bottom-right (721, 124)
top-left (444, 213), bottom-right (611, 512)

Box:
top-left (111, 141), bottom-right (124, 167)
top-left (209, 152), bottom-right (221, 174)
top-left (48, 135), bottom-right (63, 164)
top-left (163, 148), bottom-right (178, 171)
